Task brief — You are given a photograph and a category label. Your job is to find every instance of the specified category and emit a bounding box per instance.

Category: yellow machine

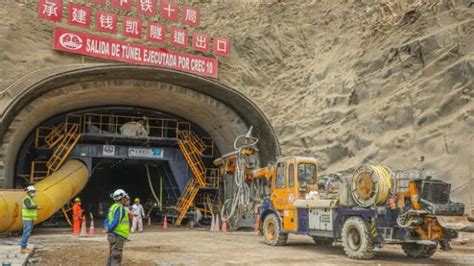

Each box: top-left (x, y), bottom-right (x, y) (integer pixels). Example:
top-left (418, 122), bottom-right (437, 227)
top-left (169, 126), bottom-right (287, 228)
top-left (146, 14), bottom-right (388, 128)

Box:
top-left (215, 128), bottom-right (472, 259)
top-left (0, 160), bottom-right (88, 233)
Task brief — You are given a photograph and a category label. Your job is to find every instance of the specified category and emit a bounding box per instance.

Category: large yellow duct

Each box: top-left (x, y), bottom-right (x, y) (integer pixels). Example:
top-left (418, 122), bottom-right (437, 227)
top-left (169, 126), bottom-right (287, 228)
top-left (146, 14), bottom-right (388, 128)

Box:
top-left (0, 160), bottom-right (89, 233)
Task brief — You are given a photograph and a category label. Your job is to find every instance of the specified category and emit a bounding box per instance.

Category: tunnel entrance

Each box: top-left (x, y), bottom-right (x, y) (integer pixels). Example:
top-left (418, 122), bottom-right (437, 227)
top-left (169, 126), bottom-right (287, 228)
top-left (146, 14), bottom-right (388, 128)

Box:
top-left (78, 160), bottom-right (181, 219)
top-left (15, 106), bottom-right (221, 225)
top-left (0, 66), bottom-right (281, 231)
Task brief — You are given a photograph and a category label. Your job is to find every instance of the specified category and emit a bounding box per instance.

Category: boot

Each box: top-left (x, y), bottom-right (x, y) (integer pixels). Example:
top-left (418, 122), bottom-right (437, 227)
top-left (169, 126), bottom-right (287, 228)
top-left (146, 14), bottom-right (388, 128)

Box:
top-left (439, 240), bottom-right (452, 251)
top-left (20, 248), bottom-right (33, 253)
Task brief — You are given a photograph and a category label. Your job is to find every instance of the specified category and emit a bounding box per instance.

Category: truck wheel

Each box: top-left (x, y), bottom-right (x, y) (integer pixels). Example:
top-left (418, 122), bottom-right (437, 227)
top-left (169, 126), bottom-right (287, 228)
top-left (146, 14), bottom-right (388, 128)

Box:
top-left (312, 237), bottom-right (332, 245)
top-left (401, 243), bottom-right (437, 258)
top-left (341, 217), bottom-right (375, 259)
top-left (263, 213), bottom-right (288, 246)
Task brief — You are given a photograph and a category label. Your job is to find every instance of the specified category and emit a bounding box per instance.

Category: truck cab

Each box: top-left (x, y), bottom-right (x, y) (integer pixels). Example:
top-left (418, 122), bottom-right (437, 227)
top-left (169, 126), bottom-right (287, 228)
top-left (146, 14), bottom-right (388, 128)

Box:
top-left (259, 156), bottom-right (319, 244)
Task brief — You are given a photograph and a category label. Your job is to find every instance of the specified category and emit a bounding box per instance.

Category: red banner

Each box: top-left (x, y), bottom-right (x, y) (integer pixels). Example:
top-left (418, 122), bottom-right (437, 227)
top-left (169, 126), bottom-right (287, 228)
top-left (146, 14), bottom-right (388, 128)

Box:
top-left (53, 27), bottom-right (218, 78)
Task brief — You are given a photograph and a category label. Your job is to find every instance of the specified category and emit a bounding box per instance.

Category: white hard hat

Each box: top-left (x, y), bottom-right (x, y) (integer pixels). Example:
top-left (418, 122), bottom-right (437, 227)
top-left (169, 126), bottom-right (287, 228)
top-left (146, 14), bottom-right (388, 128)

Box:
top-left (25, 185), bottom-right (36, 192)
top-left (111, 189), bottom-right (128, 201)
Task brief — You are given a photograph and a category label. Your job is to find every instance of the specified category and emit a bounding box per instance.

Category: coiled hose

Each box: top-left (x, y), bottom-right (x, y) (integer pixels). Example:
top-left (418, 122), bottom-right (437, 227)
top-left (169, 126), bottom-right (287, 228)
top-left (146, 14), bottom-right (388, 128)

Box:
top-left (352, 164), bottom-right (393, 207)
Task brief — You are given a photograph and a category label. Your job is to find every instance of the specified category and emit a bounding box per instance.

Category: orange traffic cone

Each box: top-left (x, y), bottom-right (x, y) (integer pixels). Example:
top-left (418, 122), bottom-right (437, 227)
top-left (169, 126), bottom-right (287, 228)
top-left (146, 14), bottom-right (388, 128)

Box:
top-left (215, 214), bottom-right (220, 232)
top-left (163, 216), bottom-right (168, 230)
top-left (79, 216), bottom-right (88, 237)
top-left (221, 216), bottom-right (227, 233)
top-left (147, 216), bottom-right (151, 226)
top-left (89, 219), bottom-right (95, 237)
top-left (210, 214), bottom-right (215, 232)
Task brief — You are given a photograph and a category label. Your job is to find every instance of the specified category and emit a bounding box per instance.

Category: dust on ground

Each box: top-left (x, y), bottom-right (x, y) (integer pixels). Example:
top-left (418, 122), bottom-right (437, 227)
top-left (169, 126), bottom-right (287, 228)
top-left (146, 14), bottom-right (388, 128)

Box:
top-left (14, 226), bottom-right (474, 265)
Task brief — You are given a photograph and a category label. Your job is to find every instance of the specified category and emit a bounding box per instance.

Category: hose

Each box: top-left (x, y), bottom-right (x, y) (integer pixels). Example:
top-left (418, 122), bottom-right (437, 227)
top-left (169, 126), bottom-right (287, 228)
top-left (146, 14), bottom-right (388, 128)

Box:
top-left (220, 131), bottom-right (260, 226)
top-left (352, 164), bottom-right (393, 207)
top-left (145, 164), bottom-right (162, 209)
top-left (396, 212), bottom-right (417, 228)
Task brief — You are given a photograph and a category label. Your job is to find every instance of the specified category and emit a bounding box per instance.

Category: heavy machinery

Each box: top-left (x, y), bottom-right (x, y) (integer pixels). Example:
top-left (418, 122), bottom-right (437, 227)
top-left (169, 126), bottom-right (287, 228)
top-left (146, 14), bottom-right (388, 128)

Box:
top-left (215, 128), bottom-right (472, 260)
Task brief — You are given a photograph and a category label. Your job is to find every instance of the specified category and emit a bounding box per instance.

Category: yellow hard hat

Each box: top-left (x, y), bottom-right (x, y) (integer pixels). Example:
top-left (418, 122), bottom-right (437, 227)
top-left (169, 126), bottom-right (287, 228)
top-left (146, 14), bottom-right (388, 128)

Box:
top-left (134, 197), bottom-right (140, 203)
top-left (74, 197), bottom-right (81, 202)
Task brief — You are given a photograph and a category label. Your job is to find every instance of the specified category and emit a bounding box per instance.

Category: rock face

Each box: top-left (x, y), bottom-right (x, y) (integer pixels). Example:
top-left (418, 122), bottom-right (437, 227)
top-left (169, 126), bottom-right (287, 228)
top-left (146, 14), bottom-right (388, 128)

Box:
top-left (1, 1), bottom-right (473, 205)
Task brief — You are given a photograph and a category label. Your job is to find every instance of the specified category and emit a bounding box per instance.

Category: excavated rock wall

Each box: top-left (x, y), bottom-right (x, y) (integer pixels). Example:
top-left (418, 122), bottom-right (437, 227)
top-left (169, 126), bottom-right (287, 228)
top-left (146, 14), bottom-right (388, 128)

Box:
top-left (1, 0), bottom-right (473, 205)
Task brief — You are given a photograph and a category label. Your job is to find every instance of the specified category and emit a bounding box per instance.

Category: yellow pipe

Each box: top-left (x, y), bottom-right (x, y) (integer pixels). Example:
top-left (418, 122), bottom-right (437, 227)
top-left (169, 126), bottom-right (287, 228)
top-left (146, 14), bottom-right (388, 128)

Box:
top-left (0, 160), bottom-right (89, 233)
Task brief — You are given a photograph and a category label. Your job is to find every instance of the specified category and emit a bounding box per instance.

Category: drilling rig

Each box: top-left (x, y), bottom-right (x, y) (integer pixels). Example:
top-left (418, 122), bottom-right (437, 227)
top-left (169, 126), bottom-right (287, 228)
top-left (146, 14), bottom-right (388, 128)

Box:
top-left (215, 128), bottom-right (472, 259)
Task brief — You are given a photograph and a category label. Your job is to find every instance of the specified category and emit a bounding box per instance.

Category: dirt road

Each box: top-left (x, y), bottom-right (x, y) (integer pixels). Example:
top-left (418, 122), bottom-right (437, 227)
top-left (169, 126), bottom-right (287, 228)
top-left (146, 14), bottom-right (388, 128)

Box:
top-left (19, 226), bottom-right (474, 265)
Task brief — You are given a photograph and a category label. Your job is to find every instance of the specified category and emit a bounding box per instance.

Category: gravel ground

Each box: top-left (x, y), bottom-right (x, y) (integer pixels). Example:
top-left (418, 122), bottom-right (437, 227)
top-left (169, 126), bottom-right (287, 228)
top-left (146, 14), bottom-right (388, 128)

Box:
top-left (7, 225), bottom-right (472, 265)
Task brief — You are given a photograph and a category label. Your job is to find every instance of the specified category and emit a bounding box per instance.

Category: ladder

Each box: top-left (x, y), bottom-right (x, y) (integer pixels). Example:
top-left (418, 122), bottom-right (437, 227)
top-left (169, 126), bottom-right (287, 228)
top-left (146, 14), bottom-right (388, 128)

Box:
top-left (175, 179), bottom-right (200, 225)
top-left (175, 130), bottom-right (220, 225)
top-left (44, 122), bottom-right (66, 148)
top-left (177, 130), bottom-right (206, 187)
top-left (46, 124), bottom-right (81, 175)
top-left (46, 124), bottom-right (81, 227)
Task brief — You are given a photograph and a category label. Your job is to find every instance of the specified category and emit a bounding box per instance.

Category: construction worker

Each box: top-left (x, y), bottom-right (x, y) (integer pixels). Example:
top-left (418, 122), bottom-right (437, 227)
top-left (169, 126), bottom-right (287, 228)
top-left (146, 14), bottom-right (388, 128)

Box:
top-left (72, 197), bottom-right (83, 236)
top-left (104, 189), bottom-right (130, 266)
top-left (131, 198), bottom-right (145, 233)
top-left (20, 185), bottom-right (41, 253)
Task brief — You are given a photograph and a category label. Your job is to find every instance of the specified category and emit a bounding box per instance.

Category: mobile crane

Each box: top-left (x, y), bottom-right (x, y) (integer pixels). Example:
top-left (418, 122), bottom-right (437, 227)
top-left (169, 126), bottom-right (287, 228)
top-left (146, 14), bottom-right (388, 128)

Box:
top-left (214, 128), bottom-right (472, 259)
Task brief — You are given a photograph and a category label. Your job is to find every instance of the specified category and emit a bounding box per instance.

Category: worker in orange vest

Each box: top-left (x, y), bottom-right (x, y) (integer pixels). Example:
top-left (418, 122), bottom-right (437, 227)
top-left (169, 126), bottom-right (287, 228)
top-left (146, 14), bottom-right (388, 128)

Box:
top-left (72, 197), bottom-right (83, 235)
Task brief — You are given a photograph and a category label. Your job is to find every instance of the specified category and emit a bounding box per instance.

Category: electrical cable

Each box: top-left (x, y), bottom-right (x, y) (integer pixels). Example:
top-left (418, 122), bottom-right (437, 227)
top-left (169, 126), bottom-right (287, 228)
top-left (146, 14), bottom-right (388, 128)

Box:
top-left (145, 164), bottom-right (162, 209)
top-left (352, 164), bottom-right (392, 207)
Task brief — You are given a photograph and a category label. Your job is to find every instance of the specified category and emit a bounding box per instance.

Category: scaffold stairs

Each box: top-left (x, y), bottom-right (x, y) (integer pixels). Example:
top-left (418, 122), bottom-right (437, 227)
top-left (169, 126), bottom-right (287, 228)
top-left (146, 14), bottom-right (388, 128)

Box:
top-left (46, 124), bottom-right (81, 175)
top-left (175, 178), bottom-right (200, 225)
top-left (44, 122), bottom-right (66, 148)
top-left (177, 130), bottom-right (206, 187)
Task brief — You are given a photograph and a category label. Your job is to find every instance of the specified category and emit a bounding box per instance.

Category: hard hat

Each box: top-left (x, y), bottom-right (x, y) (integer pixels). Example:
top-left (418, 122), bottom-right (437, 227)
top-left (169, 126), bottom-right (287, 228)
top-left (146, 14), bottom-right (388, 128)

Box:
top-left (134, 198), bottom-right (140, 203)
top-left (25, 185), bottom-right (36, 192)
top-left (74, 197), bottom-right (81, 202)
top-left (110, 189), bottom-right (128, 201)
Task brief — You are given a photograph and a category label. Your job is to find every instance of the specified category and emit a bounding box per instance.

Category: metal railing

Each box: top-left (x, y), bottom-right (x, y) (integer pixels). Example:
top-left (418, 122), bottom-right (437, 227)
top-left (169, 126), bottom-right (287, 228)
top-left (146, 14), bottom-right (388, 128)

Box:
top-left (30, 161), bottom-right (48, 183)
top-left (64, 113), bottom-right (193, 140)
top-left (206, 168), bottom-right (220, 188)
top-left (34, 127), bottom-right (52, 148)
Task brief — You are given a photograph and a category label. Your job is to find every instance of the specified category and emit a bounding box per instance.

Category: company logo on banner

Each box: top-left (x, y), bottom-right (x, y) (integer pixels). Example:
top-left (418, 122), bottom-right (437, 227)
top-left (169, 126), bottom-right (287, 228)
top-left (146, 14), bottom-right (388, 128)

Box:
top-left (128, 147), bottom-right (163, 159)
top-left (37, 0), bottom-right (231, 78)
top-left (103, 145), bottom-right (116, 156)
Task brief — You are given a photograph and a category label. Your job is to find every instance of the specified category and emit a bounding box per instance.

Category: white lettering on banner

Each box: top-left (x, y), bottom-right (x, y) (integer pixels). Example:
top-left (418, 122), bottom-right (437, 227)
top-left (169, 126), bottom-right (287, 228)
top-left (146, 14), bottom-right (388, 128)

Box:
top-left (191, 59), bottom-right (205, 72)
top-left (43, 0), bottom-right (58, 17)
top-left (99, 14), bottom-right (114, 30)
top-left (125, 20), bottom-right (139, 35)
top-left (86, 39), bottom-right (110, 55)
top-left (139, 0), bottom-right (153, 12)
top-left (72, 8), bottom-right (87, 24)
top-left (185, 9), bottom-right (197, 24)
top-left (53, 28), bottom-right (218, 78)
top-left (216, 40), bottom-right (227, 52)
top-left (150, 25), bottom-right (163, 39)
top-left (164, 4), bottom-right (175, 17)
top-left (121, 44), bottom-right (142, 61)
top-left (111, 43), bottom-right (121, 57)
top-left (195, 35), bottom-right (207, 49)
top-left (174, 31), bottom-right (186, 45)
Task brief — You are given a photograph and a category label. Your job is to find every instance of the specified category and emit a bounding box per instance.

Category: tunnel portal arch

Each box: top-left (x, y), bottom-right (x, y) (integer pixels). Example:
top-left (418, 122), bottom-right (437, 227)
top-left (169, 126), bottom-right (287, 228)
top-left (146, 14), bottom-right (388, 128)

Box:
top-left (0, 64), bottom-right (280, 188)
